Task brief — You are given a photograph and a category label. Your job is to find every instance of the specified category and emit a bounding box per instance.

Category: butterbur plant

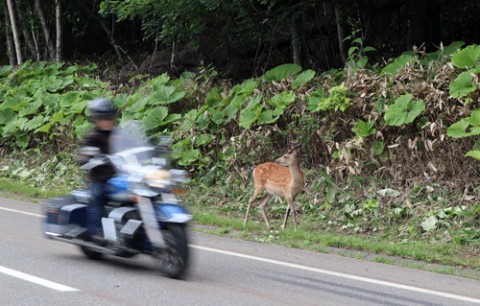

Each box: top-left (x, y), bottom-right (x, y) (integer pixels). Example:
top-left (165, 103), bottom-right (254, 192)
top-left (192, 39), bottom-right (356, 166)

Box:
top-left (447, 108), bottom-right (480, 160)
top-left (0, 61), bottom-right (107, 148)
top-left (449, 67), bottom-right (480, 99)
top-left (381, 53), bottom-right (416, 75)
top-left (352, 120), bottom-right (376, 138)
top-left (447, 109), bottom-right (480, 138)
top-left (449, 44), bottom-right (480, 99)
top-left (239, 95), bottom-right (264, 129)
top-left (263, 63), bottom-right (303, 82)
top-left (451, 44), bottom-right (480, 69)
top-left (291, 69), bottom-right (315, 89)
top-left (384, 94), bottom-right (425, 127)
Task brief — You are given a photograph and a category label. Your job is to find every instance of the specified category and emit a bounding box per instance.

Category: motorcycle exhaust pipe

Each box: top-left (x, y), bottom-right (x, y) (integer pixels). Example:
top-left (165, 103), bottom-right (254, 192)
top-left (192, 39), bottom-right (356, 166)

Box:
top-left (45, 233), bottom-right (116, 255)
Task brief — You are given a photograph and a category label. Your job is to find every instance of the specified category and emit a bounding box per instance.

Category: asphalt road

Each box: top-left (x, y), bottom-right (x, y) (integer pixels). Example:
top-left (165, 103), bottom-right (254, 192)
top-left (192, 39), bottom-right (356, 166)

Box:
top-left (1, 197), bottom-right (479, 306)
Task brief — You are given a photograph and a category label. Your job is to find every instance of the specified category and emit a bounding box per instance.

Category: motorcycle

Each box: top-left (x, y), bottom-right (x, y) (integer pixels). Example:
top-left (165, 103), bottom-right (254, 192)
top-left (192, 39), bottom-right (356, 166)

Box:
top-left (43, 121), bottom-right (192, 279)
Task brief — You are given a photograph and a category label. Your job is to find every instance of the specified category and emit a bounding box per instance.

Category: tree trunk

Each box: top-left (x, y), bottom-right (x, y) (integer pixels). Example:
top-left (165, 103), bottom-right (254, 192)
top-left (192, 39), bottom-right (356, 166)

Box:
top-left (426, 0), bottom-right (441, 50)
top-left (16, 1), bottom-right (41, 60)
top-left (334, 4), bottom-right (347, 64)
top-left (5, 0), bottom-right (23, 64)
top-left (407, 0), bottom-right (428, 50)
top-left (21, 27), bottom-right (39, 60)
top-left (3, 4), bottom-right (15, 65)
top-left (35, 0), bottom-right (55, 60)
top-left (75, 0), bottom-right (124, 63)
top-left (30, 25), bottom-right (41, 60)
top-left (170, 38), bottom-right (176, 70)
top-left (291, 16), bottom-right (304, 66)
top-left (55, 0), bottom-right (63, 61)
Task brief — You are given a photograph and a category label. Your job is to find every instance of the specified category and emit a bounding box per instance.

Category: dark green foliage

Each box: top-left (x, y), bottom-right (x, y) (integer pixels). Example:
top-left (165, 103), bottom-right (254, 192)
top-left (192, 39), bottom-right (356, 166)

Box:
top-left (384, 94), bottom-right (425, 127)
top-left (0, 61), bottom-right (107, 148)
top-left (3, 42), bottom-right (480, 250)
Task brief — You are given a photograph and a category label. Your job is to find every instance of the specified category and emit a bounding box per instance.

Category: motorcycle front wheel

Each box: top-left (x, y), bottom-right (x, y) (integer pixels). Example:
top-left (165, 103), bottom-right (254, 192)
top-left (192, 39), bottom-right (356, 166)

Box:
top-left (155, 224), bottom-right (189, 279)
top-left (79, 245), bottom-right (103, 260)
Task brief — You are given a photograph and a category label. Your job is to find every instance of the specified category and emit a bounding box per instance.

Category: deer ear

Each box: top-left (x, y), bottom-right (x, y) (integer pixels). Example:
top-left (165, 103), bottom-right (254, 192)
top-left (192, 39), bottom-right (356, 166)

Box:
top-left (293, 145), bottom-right (302, 156)
top-left (289, 141), bottom-right (302, 149)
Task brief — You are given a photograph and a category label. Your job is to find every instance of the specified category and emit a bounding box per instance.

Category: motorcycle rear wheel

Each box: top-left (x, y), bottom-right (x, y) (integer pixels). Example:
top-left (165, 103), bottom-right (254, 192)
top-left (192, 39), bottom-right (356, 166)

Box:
top-left (155, 224), bottom-right (189, 279)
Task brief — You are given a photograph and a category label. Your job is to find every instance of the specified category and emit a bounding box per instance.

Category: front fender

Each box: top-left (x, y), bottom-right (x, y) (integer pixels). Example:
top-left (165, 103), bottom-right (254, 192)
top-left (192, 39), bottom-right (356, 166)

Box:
top-left (154, 203), bottom-right (192, 223)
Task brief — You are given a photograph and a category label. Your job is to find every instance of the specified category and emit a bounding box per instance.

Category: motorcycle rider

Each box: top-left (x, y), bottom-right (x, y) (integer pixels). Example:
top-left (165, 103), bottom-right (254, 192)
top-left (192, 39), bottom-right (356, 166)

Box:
top-left (77, 98), bottom-right (117, 243)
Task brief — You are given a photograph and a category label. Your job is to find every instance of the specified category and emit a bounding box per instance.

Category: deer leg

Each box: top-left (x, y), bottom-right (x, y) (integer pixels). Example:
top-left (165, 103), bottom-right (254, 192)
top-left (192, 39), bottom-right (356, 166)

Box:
top-left (244, 188), bottom-right (262, 227)
top-left (259, 194), bottom-right (273, 228)
top-left (282, 207), bottom-right (290, 230)
top-left (282, 196), bottom-right (297, 230)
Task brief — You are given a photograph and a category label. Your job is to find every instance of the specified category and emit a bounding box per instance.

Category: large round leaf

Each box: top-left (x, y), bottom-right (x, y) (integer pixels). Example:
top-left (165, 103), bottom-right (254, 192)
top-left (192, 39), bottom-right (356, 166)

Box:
top-left (381, 54), bottom-right (415, 75)
top-left (352, 120), bottom-right (376, 137)
top-left (384, 94), bottom-right (425, 127)
top-left (239, 96), bottom-right (263, 129)
top-left (449, 68), bottom-right (479, 98)
top-left (466, 150), bottom-right (480, 160)
top-left (451, 45), bottom-right (480, 69)
top-left (264, 64), bottom-right (302, 82)
top-left (447, 109), bottom-right (480, 138)
top-left (291, 70), bottom-right (315, 89)
top-left (143, 107), bottom-right (169, 130)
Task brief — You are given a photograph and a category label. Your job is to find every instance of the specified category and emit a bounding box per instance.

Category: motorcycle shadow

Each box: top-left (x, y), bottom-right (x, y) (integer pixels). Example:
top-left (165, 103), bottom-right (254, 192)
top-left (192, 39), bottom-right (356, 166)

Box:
top-left (53, 252), bottom-right (153, 273)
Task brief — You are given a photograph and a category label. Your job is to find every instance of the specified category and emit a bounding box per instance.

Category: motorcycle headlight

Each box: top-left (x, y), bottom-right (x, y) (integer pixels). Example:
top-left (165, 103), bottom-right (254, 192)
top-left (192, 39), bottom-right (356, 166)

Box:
top-left (145, 169), bottom-right (171, 188)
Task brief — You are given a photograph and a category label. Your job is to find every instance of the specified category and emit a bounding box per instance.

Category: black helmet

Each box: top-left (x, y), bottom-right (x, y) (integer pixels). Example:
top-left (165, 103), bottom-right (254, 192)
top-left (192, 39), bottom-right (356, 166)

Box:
top-left (87, 98), bottom-right (116, 120)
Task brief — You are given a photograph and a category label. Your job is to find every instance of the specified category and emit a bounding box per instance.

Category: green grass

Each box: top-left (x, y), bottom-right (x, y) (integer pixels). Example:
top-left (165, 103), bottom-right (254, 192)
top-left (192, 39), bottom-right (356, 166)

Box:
top-left (1, 174), bottom-right (479, 279)
top-left (0, 178), bottom-right (69, 200)
top-left (373, 256), bottom-right (395, 264)
top-left (183, 195), bottom-right (480, 279)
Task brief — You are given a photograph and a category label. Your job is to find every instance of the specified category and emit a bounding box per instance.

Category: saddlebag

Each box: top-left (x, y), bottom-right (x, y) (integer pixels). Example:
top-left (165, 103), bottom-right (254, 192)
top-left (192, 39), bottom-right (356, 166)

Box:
top-left (44, 196), bottom-right (87, 236)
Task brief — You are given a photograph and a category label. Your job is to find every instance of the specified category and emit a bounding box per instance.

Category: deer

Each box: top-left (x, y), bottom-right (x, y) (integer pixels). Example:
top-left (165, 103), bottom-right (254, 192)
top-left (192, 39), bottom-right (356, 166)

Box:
top-left (243, 142), bottom-right (304, 230)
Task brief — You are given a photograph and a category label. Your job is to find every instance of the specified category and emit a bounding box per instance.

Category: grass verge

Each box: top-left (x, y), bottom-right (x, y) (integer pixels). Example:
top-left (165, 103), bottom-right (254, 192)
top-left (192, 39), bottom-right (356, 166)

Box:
top-left (2, 177), bottom-right (478, 279)
top-left (0, 178), bottom-right (70, 200)
top-left (183, 194), bottom-right (480, 280)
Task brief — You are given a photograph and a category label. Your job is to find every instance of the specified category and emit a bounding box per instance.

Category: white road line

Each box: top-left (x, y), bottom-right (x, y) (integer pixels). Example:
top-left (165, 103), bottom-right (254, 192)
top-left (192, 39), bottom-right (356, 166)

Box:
top-left (0, 265), bottom-right (78, 292)
top-left (4, 204), bottom-right (480, 303)
top-left (0, 206), bottom-right (42, 217)
top-left (191, 245), bottom-right (480, 305)
top-left (0, 206), bottom-right (78, 292)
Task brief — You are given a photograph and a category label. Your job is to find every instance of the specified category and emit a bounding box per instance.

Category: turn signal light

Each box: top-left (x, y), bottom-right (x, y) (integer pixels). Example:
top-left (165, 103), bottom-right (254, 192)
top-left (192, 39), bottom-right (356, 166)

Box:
top-left (171, 187), bottom-right (186, 195)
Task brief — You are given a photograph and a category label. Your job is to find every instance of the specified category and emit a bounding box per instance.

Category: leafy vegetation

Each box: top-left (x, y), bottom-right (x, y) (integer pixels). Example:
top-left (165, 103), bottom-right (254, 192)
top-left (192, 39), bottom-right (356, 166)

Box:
top-left (0, 61), bottom-right (107, 148)
top-left (3, 41), bottom-right (480, 270)
top-left (384, 94), bottom-right (425, 127)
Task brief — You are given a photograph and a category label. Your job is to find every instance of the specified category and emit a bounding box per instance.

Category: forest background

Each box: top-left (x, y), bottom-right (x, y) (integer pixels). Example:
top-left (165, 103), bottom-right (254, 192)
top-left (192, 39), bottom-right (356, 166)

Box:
top-left (2, 0), bottom-right (480, 272)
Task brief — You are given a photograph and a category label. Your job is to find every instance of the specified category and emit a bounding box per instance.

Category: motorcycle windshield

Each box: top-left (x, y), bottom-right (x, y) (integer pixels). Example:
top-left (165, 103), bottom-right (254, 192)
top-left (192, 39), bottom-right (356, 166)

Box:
top-left (109, 121), bottom-right (167, 170)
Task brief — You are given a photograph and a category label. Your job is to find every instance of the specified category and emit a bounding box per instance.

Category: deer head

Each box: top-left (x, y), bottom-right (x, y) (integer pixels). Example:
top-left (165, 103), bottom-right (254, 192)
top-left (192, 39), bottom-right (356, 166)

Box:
top-left (275, 142), bottom-right (302, 167)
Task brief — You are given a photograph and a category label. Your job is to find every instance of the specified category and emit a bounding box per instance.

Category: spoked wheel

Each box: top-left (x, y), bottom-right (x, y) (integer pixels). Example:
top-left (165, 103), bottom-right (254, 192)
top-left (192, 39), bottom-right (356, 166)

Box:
top-left (155, 224), bottom-right (189, 279)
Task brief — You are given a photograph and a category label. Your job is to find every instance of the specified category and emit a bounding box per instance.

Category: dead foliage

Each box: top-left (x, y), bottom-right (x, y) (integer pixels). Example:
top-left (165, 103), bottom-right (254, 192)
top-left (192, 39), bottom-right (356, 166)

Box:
top-left (228, 61), bottom-right (480, 201)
